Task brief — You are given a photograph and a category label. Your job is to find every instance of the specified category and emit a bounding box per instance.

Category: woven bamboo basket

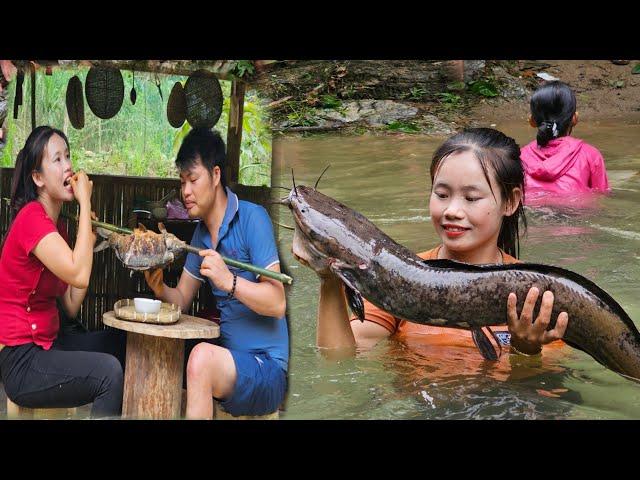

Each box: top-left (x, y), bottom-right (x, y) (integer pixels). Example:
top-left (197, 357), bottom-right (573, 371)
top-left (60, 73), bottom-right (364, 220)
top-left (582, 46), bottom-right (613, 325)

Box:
top-left (65, 75), bottom-right (84, 129)
top-left (184, 69), bottom-right (223, 129)
top-left (85, 67), bottom-right (124, 120)
top-left (114, 298), bottom-right (181, 325)
top-left (167, 82), bottom-right (187, 128)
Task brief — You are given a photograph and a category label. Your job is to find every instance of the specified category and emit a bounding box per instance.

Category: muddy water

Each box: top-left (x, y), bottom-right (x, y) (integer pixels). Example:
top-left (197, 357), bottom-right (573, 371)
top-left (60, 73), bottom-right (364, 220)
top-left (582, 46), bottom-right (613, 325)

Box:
top-left (275, 119), bottom-right (640, 419)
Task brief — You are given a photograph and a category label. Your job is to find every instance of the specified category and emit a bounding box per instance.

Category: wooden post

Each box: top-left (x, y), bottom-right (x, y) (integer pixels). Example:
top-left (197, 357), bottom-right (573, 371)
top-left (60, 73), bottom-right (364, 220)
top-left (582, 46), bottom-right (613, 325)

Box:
top-left (226, 79), bottom-right (246, 185)
top-left (30, 64), bottom-right (36, 131)
top-left (122, 332), bottom-right (185, 419)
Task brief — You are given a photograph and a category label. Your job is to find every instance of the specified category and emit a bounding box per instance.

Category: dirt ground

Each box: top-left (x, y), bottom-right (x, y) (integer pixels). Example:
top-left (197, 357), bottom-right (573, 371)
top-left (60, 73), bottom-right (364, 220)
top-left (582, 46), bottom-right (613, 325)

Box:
top-left (470, 60), bottom-right (640, 123)
top-left (258, 60), bottom-right (640, 134)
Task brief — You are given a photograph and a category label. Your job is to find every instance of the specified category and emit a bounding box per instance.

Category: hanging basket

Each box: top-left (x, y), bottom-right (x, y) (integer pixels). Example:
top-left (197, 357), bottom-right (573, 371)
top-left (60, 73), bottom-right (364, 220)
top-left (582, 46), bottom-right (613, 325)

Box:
top-left (85, 67), bottom-right (124, 120)
top-left (65, 75), bottom-right (84, 129)
top-left (184, 69), bottom-right (223, 129)
top-left (167, 82), bottom-right (186, 128)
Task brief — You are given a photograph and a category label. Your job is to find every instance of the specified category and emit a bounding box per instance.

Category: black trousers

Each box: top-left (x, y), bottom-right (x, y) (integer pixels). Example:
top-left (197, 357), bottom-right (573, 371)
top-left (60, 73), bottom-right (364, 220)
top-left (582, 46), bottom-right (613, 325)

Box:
top-left (0, 329), bottom-right (126, 418)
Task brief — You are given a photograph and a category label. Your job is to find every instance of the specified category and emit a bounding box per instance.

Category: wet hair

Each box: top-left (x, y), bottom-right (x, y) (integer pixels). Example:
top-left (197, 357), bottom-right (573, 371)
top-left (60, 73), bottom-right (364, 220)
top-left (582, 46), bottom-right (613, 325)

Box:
top-left (530, 80), bottom-right (577, 147)
top-left (10, 125), bottom-right (69, 218)
top-left (430, 127), bottom-right (527, 259)
top-left (175, 128), bottom-right (227, 188)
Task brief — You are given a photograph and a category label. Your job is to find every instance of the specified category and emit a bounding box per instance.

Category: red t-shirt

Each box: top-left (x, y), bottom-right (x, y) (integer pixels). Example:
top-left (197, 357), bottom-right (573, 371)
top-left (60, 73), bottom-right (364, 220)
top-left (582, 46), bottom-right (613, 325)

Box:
top-left (0, 201), bottom-right (69, 349)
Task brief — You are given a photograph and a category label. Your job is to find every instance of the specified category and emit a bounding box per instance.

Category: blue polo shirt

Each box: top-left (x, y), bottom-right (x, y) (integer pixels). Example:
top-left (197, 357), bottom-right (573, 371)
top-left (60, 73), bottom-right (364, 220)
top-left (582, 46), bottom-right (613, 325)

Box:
top-left (184, 187), bottom-right (289, 371)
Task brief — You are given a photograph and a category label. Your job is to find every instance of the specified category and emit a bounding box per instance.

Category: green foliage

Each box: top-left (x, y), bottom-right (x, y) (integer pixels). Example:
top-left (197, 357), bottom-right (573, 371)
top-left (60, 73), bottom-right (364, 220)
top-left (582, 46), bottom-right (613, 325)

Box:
top-left (320, 94), bottom-right (342, 109)
top-left (340, 84), bottom-right (357, 99)
top-left (232, 61), bottom-right (256, 78)
top-left (446, 81), bottom-right (466, 92)
top-left (632, 63), bottom-right (640, 74)
top-left (386, 120), bottom-right (420, 133)
top-left (437, 92), bottom-right (463, 107)
top-left (468, 79), bottom-right (499, 97)
top-left (285, 101), bottom-right (319, 127)
top-left (1, 67), bottom-right (272, 186)
top-left (404, 86), bottom-right (427, 100)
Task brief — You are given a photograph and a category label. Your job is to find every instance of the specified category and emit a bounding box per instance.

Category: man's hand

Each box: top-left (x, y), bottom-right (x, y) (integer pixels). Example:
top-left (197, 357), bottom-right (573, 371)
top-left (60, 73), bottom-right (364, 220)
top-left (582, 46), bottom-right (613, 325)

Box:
top-left (199, 249), bottom-right (235, 293)
top-left (144, 268), bottom-right (164, 298)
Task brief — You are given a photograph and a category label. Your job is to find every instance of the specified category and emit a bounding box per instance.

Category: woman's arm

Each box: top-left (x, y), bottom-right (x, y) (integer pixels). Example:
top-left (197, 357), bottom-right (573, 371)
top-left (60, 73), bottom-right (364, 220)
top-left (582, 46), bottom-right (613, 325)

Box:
top-left (31, 172), bottom-right (95, 289)
top-left (59, 285), bottom-right (88, 318)
top-left (317, 274), bottom-right (391, 354)
top-left (589, 149), bottom-right (610, 192)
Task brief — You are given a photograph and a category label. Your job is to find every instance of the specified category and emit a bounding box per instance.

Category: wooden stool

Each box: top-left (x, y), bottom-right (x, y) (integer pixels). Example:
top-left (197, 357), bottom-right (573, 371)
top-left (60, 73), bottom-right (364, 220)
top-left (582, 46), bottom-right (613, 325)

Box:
top-left (6, 397), bottom-right (77, 420)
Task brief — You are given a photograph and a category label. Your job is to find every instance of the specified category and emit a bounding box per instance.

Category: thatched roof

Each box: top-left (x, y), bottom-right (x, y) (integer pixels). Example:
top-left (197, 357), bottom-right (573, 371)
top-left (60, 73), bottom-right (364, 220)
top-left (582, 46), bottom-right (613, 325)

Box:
top-left (4, 60), bottom-right (276, 83)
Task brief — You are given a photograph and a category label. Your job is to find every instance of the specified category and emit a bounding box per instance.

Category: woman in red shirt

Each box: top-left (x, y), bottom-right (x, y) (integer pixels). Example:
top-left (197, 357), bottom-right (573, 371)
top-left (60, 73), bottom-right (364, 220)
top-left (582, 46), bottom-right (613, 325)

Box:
top-left (0, 126), bottom-right (124, 418)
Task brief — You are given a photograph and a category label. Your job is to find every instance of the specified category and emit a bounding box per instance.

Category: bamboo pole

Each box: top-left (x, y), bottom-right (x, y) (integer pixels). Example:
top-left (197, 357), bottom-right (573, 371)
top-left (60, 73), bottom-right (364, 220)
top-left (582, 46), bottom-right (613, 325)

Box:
top-left (59, 212), bottom-right (293, 285)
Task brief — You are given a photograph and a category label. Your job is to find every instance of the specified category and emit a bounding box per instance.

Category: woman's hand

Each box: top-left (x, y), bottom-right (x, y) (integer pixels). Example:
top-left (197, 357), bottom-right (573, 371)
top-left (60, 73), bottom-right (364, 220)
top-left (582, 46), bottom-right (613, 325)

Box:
top-left (507, 287), bottom-right (569, 355)
top-left (69, 170), bottom-right (93, 207)
top-left (199, 249), bottom-right (234, 293)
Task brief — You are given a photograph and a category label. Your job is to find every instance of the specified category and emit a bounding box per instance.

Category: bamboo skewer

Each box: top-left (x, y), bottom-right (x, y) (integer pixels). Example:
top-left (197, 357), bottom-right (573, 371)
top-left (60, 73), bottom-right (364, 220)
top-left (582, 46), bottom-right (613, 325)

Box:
top-left (59, 212), bottom-right (293, 285)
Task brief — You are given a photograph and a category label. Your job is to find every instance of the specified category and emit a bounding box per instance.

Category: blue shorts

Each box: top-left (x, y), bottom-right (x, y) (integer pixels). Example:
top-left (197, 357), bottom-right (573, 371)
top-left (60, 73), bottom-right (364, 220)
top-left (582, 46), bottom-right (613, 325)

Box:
top-left (217, 350), bottom-right (287, 417)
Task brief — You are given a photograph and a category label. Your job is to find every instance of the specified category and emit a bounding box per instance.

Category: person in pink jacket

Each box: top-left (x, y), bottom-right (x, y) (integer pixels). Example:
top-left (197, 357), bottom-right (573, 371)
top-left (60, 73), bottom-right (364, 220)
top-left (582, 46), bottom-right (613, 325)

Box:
top-left (520, 81), bottom-right (610, 201)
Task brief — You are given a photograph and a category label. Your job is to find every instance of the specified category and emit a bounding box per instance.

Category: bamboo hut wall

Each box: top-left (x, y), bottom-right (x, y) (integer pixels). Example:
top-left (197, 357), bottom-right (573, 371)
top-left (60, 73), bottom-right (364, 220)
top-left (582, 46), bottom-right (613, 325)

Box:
top-left (0, 168), bottom-right (277, 330)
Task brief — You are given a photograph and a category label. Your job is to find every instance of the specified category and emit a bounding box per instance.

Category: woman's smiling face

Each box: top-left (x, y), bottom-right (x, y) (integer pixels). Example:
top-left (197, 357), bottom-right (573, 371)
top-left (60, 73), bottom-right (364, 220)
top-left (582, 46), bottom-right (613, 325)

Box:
top-left (429, 150), bottom-right (507, 257)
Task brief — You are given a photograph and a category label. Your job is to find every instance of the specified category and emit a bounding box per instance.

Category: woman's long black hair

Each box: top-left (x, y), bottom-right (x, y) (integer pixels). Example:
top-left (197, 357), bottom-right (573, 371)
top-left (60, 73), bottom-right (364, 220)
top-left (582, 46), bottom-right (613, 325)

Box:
top-left (0, 126), bottom-right (70, 255)
top-left (9, 125), bottom-right (69, 220)
top-left (530, 80), bottom-right (577, 147)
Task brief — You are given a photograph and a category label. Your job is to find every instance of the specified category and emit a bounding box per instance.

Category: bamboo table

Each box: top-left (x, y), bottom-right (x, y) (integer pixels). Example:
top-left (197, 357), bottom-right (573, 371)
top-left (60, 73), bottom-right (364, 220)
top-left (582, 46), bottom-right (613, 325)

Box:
top-left (103, 311), bottom-right (219, 420)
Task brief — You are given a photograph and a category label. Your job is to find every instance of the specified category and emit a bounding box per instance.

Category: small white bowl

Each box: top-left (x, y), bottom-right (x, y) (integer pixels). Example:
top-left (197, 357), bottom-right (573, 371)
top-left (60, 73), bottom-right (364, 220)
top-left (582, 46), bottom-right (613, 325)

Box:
top-left (134, 298), bottom-right (162, 314)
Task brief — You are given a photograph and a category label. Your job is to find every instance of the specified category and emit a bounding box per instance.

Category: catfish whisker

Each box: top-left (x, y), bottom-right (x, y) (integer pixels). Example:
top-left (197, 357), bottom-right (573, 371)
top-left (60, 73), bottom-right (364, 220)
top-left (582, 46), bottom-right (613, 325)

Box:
top-left (314, 164), bottom-right (331, 190)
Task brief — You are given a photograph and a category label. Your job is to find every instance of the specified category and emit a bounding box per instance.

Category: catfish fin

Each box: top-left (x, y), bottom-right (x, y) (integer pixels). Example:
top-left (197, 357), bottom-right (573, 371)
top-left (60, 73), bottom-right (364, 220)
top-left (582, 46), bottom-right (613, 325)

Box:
top-left (95, 227), bottom-right (111, 239)
top-left (93, 240), bottom-right (110, 253)
top-left (484, 326), bottom-right (503, 359)
top-left (471, 327), bottom-right (499, 361)
top-left (344, 283), bottom-right (365, 321)
top-left (329, 260), bottom-right (365, 322)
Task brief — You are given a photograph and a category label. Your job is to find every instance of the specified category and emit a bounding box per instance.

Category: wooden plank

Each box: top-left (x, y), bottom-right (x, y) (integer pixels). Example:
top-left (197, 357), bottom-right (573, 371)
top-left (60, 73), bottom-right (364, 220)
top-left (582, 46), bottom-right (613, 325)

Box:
top-left (103, 311), bottom-right (219, 338)
top-left (69, 60), bottom-right (238, 81)
top-left (226, 80), bottom-right (246, 185)
top-left (30, 65), bottom-right (35, 131)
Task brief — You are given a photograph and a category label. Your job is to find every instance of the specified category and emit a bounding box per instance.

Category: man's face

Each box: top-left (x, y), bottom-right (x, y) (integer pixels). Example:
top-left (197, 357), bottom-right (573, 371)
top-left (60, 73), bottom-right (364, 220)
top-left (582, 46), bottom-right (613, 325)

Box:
top-left (179, 157), bottom-right (220, 219)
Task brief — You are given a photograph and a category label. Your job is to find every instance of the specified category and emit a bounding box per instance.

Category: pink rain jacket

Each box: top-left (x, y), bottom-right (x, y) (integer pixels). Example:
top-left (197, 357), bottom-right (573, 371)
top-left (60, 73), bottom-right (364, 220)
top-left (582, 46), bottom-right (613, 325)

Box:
top-left (520, 136), bottom-right (610, 196)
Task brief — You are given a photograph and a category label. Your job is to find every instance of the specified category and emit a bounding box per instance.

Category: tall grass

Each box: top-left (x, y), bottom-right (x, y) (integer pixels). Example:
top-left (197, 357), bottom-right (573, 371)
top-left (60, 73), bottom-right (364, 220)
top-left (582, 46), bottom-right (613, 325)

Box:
top-left (1, 67), bottom-right (272, 186)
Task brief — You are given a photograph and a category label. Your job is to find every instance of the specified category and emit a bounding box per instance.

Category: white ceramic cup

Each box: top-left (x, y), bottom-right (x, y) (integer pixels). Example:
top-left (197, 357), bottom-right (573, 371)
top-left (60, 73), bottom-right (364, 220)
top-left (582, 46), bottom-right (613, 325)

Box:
top-left (134, 297), bottom-right (162, 314)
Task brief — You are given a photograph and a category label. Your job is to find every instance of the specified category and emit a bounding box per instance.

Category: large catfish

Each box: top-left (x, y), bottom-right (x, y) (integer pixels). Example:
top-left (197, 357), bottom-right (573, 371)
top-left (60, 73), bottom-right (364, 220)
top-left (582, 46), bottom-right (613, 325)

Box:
top-left (284, 184), bottom-right (640, 382)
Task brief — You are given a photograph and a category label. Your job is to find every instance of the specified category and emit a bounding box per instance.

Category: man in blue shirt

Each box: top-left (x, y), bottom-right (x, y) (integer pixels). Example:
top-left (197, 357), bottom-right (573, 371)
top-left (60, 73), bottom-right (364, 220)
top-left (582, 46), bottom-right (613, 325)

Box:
top-left (144, 128), bottom-right (288, 419)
